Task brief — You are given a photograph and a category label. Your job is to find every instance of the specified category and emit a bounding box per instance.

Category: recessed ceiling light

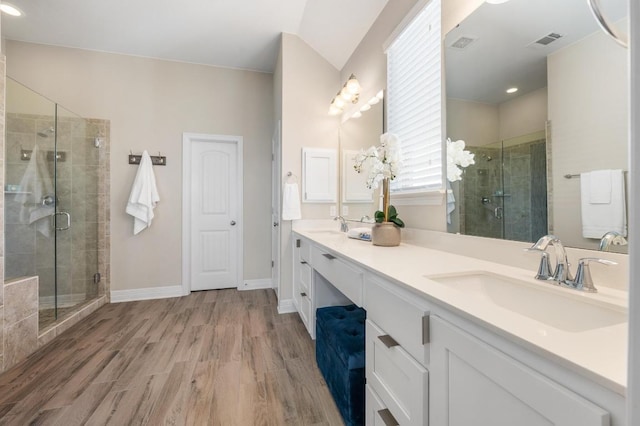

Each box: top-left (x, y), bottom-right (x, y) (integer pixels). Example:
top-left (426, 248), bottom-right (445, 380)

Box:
top-left (485, 0), bottom-right (511, 4)
top-left (506, 87), bottom-right (518, 94)
top-left (0, 3), bottom-right (23, 16)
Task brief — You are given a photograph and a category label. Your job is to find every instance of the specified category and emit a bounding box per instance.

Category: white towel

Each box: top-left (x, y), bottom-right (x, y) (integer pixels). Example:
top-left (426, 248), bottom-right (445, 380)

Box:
top-left (126, 151), bottom-right (160, 235)
top-left (580, 169), bottom-right (626, 238)
top-left (282, 182), bottom-right (301, 220)
top-left (588, 170), bottom-right (612, 204)
top-left (16, 146), bottom-right (55, 237)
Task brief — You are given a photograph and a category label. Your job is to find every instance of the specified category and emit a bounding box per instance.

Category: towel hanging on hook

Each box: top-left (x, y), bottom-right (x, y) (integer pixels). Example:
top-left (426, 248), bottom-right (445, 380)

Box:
top-left (129, 151), bottom-right (167, 166)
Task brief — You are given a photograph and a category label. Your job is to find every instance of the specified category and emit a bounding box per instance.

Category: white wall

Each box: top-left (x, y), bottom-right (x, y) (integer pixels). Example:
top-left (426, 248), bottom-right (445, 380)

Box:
top-left (277, 34), bottom-right (340, 306)
top-left (6, 40), bottom-right (274, 291)
top-left (446, 98), bottom-right (499, 147)
top-left (498, 87), bottom-right (548, 141)
top-left (548, 27), bottom-right (628, 249)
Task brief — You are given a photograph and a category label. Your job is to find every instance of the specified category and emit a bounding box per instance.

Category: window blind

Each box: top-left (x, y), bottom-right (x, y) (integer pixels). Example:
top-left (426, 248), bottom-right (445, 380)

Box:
top-left (386, 0), bottom-right (442, 194)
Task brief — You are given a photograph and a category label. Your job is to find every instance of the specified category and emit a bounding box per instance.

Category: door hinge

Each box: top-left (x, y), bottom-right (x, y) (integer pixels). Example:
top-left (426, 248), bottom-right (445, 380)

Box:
top-left (296, 239), bottom-right (301, 248)
top-left (271, 260), bottom-right (274, 268)
top-left (93, 272), bottom-right (101, 285)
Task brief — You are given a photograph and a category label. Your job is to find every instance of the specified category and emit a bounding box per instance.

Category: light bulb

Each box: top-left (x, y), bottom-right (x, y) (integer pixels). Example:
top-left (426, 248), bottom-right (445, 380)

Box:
top-left (340, 87), bottom-right (353, 102)
top-left (352, 111), bottom-right (362, 119)
top-left (328, 105), bottom-right (342, 116)
top-left (360, 104), bottom-right (371, 112)
top-left (0, 3), bottom-right (22, 16)
top-left (506, 87), bottom-right (518, 94)
top-left (333, 97), bottom-right (345, 109)
top-left (368, 97), bottom-right (380, 105)
top-left (376, 90), bottom-right (384, 99)
top-left (346, 75), bottom-right (361, 95)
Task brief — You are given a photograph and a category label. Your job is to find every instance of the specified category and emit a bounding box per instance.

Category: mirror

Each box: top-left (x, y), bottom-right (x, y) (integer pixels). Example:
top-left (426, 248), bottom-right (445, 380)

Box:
top-left (444, 0), bottom-right (629, 252)
top-left (338, 97), bottom-right (384, 220)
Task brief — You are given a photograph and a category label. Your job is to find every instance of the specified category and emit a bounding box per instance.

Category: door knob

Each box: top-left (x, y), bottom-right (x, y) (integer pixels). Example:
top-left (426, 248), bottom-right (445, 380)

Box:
top-left (230, 220), bottom-right (236, 226)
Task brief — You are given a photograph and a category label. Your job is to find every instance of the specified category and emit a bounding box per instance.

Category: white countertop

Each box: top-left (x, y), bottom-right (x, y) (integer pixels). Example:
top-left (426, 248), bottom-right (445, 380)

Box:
top-left (293, 227), bottom-right (628, 396)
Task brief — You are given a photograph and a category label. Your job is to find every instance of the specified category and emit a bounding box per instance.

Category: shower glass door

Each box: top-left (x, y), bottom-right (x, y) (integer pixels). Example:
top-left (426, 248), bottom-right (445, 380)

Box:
top-left (5, 78), bottom-right (99, 330)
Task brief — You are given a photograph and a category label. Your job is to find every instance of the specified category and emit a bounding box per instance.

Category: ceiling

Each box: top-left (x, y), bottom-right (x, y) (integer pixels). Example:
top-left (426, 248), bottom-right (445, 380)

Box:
top-left (1, 0), bottom-right (388, 73)
top-left (445, 0), bottom-right (628, 105)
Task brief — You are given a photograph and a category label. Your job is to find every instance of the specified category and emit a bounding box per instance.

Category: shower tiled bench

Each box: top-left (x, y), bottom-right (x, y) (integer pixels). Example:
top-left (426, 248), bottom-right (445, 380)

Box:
top-left (316, 304), bottom-right (366, 426)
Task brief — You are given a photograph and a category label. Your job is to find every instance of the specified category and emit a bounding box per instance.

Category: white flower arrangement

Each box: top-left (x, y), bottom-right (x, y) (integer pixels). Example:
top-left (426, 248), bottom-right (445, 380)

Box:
top-left (353, 133), bottom-right (402, 189)
top-left (446, 138), bottom-right (475, 182)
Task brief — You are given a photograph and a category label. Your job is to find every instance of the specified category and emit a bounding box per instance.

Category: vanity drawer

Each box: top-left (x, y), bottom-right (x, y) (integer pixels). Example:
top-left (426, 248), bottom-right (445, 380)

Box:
top-left (366, 385), bottom-right (402, 426)
top-left (366, 320), bottom-right (428, 426)
top-left (311, 246), bottom-right (363, 306)
top-left (296, 237), bottom-right (311, 263)
top-left (365, 273), bottom-right (431, 365)
top-left (298, 289), bottom-right (313, 335)
top-left (299, 262), bottom-right (311, 294)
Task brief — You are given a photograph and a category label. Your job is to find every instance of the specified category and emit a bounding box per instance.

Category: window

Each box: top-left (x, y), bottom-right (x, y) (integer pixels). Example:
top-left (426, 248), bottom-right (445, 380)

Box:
top-left (386, 0), bottom-right (442, 201)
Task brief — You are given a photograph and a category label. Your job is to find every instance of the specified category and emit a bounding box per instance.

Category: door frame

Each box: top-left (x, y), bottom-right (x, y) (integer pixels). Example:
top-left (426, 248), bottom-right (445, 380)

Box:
top-left (272, 120), bottom-right (282, 293)
top-left (182, 133), bottom-right (244, 295)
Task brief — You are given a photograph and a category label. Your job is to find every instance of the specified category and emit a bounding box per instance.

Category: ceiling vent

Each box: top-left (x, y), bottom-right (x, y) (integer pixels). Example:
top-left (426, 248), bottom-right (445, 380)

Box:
top-left (529, 32), bottom-right (564, 48)
top-left (449, 36), bottom-right (477, 50)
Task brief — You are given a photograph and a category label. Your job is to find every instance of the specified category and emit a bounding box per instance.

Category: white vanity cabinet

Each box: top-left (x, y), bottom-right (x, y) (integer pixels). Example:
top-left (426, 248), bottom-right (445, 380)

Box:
top-left (364, 273), bottom-right (431, 426)
top-left (291, 231), bottom-right (624, 425)
top-left (292, 235), bottom-right (360, 338)
top-left (430, 315), bottom-right (611, 426)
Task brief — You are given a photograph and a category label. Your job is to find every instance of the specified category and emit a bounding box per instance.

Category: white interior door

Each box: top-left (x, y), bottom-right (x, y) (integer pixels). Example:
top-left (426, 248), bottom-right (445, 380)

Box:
top-left (271, 121), bottom-right (282, 294)
top-left (183, 134), bottom-right (243, 292)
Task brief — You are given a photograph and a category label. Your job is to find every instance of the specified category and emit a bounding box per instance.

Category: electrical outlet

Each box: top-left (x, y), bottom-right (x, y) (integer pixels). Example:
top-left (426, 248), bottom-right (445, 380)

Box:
top-left (342, 205), bottom-right (349, 216)
top-left (329, 205), bottom-right (336, 217)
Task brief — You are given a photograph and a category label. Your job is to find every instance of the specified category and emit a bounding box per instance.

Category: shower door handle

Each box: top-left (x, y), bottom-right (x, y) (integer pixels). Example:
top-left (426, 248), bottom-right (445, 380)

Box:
top-left (54, 212), bottom-right (71, 231)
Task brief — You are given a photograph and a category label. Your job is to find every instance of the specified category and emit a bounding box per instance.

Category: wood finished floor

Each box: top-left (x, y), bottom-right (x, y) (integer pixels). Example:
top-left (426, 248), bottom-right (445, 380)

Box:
top-left (0, 289), bottom-right (344, 425)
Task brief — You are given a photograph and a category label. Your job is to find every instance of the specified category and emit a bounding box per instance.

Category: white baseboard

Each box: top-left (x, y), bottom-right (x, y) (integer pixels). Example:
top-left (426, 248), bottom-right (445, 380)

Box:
top-left (277, 298), bottom-right (297, 314)
top-left (110, 285), bottom-right (185, 303)
top-left (239, 278), bottom-right (273, 291)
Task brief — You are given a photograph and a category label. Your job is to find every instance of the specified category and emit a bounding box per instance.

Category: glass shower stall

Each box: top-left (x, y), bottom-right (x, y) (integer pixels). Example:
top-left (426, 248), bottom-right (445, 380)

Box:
top-left (5, 78), bottom-right (103, 330)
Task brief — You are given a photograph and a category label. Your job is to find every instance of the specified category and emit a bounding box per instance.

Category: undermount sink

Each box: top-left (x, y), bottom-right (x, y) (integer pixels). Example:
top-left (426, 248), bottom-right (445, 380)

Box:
top-left (425, 271), bottom-right (627, 333)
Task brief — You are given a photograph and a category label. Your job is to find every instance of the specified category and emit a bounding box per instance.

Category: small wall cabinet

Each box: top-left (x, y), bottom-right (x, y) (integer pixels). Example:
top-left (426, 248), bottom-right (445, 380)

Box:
top-left (301, 147), bottom-right (337, 203)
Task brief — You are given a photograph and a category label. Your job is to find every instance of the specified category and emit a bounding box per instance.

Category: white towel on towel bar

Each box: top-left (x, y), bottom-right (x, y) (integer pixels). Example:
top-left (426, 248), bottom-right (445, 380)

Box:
top-left (580, 169), bottom-right (626, 238)
top-left (282, 182), bottom-right (301, 220)
top-left (126, 150), bottom-right (160, 235)
top-left (16, 146), bottom-right (55, 237)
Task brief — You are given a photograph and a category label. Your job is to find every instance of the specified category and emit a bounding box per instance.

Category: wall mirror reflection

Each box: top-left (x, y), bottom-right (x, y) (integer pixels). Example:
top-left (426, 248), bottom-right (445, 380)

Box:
top-left (444, 0), bottom-right (629, 253)
top-left (338, 94), bottom-right (384, 221)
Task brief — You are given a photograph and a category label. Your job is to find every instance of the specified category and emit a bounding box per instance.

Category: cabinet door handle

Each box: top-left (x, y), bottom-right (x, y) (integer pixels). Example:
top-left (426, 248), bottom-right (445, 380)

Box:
top-left (377, 408), bottom-right (399, 426)
top-left (378, 334), bottom-right (399, 348)
top-left (322, 253), bottom-right (336, 260)
top-left (300, 261), bottom-right (307, 264)
top-left (422, 314), bottom-right (430, 345)
top-left (300, 292), bottom-right (307, 297)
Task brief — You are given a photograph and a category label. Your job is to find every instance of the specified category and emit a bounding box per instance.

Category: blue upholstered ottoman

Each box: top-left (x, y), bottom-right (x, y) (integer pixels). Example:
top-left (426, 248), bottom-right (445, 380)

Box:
top-left (316, 305), bottom-right (366, 426)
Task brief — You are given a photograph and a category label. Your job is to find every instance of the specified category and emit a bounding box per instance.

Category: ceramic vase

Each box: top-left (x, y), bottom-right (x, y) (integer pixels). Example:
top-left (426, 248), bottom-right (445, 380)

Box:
top-left (372, 222), bottom-right (401, 246)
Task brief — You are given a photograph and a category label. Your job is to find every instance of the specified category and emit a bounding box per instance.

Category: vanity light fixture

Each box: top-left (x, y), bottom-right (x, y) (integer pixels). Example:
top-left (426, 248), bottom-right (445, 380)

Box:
top-left (328, 74), bottom-right (361, 115)
top-left (0, 3), bottom-right (22, 16)
top-left (506, 87), bottom-right (518, 94)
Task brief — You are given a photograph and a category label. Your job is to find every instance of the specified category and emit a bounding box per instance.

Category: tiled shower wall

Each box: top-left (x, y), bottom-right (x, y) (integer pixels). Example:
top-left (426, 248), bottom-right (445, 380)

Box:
top-left (462, 139), bottom-right (547, 243)
top-left (0, 79), bottom-right (111, 370)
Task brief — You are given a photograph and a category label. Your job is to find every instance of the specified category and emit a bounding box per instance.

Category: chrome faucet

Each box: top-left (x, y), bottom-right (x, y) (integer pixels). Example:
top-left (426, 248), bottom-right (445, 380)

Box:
top-left (598, 231), bottom-right (627, 251)
top-left (526, 235), bottom-right (573, 283)
top-left (525, 235), bottom-right (617, 292)
top-left (334, 216), bottom-right (349, 232)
